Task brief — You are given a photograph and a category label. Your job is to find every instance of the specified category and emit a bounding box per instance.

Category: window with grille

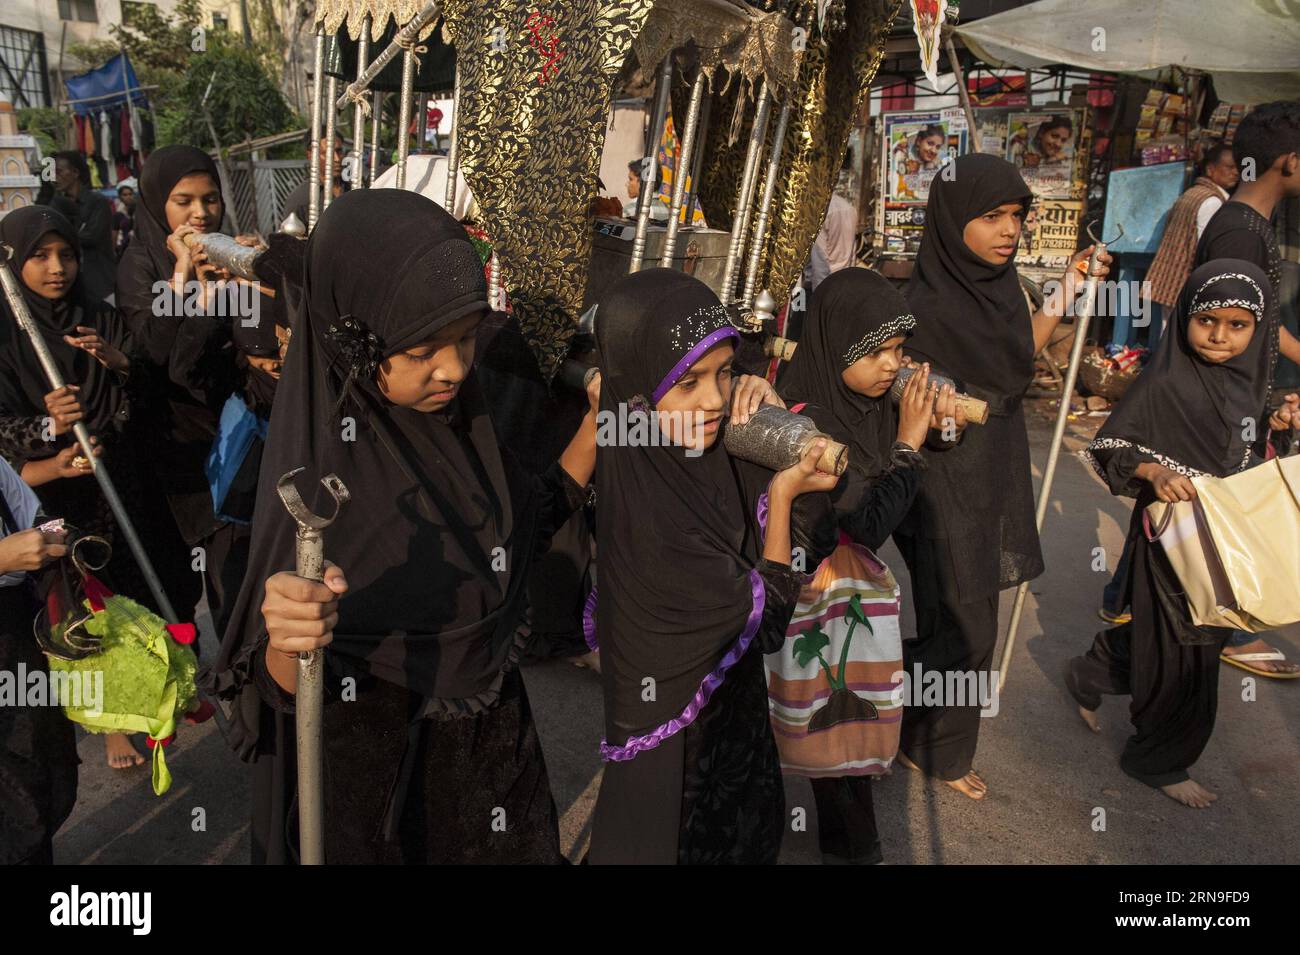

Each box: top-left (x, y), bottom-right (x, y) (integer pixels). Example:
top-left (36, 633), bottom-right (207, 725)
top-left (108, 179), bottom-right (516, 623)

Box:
top-left (211, 12), bottom-right (229, 30)
top-left (57, 0), bottom-right (99, 23)
top-left (0, 25), bottom-right (51, 108)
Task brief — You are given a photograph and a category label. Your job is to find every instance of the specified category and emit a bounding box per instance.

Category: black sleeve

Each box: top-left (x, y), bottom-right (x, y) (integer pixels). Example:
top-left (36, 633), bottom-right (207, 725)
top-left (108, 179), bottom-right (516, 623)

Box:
top-left (116, 248), bottom-right (185, 368)
top-left (753, 557), bottom-right (807, 653)
top-left (169, 314), bottom-right (238, 413)
top-left (1086, 442), bottom-right (1155, 498)
top-left (78, 193), bottom-right (113, 256)
top-left (529, 460), bottom-right (591, 560)
top-left (0, 415), bottom-right (53, 468)
top-left (838, 444), bottom-right (926, 550)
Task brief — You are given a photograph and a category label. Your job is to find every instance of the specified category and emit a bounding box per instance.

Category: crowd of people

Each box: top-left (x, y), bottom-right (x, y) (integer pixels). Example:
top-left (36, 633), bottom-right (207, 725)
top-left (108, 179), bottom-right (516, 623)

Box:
top-left (1, 99), bottom-right (1298, 865)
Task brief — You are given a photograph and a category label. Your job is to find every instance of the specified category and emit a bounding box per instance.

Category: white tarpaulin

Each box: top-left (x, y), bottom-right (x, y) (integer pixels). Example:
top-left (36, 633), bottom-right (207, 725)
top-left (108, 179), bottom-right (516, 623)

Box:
top-left (956, 0), bottom-right (1300, 104)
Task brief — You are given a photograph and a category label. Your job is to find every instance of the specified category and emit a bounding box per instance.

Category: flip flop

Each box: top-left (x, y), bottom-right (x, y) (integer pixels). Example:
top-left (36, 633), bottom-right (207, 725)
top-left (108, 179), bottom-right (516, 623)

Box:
top-left (1219, 650), bottom-right (1300, 680)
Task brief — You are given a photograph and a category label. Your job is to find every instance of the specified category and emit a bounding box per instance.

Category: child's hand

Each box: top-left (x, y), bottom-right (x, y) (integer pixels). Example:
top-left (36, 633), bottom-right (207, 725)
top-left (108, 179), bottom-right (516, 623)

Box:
top-left (584, 369), bottom-right (602, 416)
top-left (771, 439), bottom-right (840, 499)
top-left (730, 374), bottom-right (785, 425)
top-left (166, 224), bottom-right (197, 278)
top-left (64, 326), bottom-right (128, 373)
top-left (262, 561), bottom-right (349, 655)
top-left (43, 385), bottom-right (83, 435)
top-left (1268, 393), bottom-right (1300, 432)
top-left (1148, 464), bottom-right (1197, 503)
top-left (1062, 245), bottom-right (1113, 297)
top-left (929, 382), bottom-right (966, 438)
top-left (52, 440), bottom-right (99, 479)
top-left (0, 527), bottom-right (68, 574)
top-left (896, 362), bottom-right (936, 450)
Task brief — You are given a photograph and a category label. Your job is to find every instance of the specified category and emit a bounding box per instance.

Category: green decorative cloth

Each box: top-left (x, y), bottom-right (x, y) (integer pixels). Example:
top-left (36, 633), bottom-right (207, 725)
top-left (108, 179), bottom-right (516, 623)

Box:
top-left (49, 595), bottom-right (200, 795)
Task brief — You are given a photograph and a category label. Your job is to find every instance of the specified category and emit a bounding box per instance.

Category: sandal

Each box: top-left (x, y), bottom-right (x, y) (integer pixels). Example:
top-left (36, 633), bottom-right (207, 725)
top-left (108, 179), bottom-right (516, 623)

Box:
top-left (1219, 649), bottom-right (1300, 680)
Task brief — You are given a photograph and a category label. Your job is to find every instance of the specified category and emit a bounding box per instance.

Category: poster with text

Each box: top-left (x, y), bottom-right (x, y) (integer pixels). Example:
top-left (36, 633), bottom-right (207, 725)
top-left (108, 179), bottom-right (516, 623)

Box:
top-left (1016, 197), bottom-right (1084, 278)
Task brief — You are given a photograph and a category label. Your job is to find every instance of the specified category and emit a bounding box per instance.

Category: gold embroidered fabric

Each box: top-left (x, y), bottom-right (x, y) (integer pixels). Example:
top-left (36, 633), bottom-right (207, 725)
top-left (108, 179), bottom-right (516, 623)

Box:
top-left (692, 0), bottom-right (903, 303)
top-left (313, 0), bottom-right (440, 42)
top-left (438, 0), bottom-right (654, 377)
top-left (634, 1), bottom-right (799, 96)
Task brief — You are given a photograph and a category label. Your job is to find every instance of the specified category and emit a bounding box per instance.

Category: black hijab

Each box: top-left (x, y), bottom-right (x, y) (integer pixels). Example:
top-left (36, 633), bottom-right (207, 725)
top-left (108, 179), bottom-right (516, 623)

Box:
top-left (593, 269), bottom-right (770, 744)
top-left (0, 205), bottom-right (127, 434)
top-left (1090, 259), bottom-right (1273, 479)
top-left (116, 146), bottom-right (225, 362)
top-left (905, 153), bottom-right (1034, 403)
top-left (780, 267), bottom-right (916, 481)
top-left (210, 189), bottom-right (518, 715)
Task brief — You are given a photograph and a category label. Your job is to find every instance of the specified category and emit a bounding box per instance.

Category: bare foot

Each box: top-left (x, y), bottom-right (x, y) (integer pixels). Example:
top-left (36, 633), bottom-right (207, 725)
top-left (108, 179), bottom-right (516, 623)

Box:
top-left (944, 770), bottom-right (988, 800)
top-left (572, 650), bottom-right (601, 674)
top-left (1160, 778), bottom-right (1218, 809)
top-left (897, 752), bottom-right (988, 800)
top-left (105, 733), bottom-right (144, 770)
top-left (1077, 704), bottom-right (1101, 733)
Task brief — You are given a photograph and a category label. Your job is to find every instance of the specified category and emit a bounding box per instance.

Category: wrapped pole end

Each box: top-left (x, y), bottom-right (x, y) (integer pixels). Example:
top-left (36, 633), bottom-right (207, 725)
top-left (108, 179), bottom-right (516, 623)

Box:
top-left (816, 439), bottom-right (848, 476)
top-left (764, 336), bottom-right (797, 361)
top-left (958, 394), bottom-right (989, 425)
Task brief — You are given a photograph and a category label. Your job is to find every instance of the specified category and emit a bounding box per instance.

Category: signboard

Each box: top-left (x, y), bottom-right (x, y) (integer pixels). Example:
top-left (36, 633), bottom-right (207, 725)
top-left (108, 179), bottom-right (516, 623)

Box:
top-left (1006, 110), bottom-right (1085, 200)
top-left (1018, 198), bottom-right (1084, 273)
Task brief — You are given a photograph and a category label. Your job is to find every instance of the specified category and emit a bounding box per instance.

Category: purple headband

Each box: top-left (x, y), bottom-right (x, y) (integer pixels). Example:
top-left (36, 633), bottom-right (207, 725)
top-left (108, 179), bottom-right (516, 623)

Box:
top-left (651, 324), bottom-right (739, 404)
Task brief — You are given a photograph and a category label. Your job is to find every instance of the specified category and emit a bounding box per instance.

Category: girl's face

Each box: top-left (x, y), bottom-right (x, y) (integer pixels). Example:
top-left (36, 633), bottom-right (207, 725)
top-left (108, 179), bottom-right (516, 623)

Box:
top-left (963, 203), bottom-right (1025, 265)
top-left (376, 311), bottom-right (482, 412)
top-left (246, 324), bottom-right (292, 380)
top-left (21, 233), bottom-right (78, 300)
top-left (841, 335), bottom-right (907, 398)
top-left (1038, 125), bottom-right (1070, 158)
top-left (654, 340), bottom-right (734, 452)
top-left (915, 134), bottom-right (943, 164)
top-left (1187, 306), bottom-right (1256, 364)
top-left (164, 173), bottom-right (223, 233)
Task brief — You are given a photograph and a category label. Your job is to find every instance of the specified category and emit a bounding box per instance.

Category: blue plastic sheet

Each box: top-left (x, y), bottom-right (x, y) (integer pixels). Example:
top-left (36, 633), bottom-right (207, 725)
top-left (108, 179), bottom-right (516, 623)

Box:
top-left (65, 54), bottom-right (149, 117)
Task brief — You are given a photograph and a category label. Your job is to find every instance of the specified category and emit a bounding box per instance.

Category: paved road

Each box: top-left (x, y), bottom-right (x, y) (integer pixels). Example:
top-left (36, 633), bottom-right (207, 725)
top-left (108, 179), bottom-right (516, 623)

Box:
top-left (54, 412), bottom-right (1300, 864)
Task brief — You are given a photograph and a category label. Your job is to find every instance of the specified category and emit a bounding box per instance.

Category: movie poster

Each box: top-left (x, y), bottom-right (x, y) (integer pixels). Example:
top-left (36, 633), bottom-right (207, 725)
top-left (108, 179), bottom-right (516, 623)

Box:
top-left (1005, 110), bottom-right (1085, 200)
top-left (876, 111), bottom-right (968, 255)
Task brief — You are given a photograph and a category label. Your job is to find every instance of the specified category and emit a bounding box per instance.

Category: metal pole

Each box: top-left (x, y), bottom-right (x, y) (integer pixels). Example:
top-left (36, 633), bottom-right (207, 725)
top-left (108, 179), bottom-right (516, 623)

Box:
top-left (720, 81), bottom-right (771, 304)
top-left (742, 93), bottom-right (793, 309)
top-left (351, 20), bottom-right (371, 188)
top-left (444, 64), bottom-right (461, 211)
top-left (488, 251), bottom-right (501, 311)
top-left (628, 56), bottom-right (673, 273)
top-left (659, 66), bottom-right (707, 268)
top-left (998, 226), bottom-right (1120, 686)
top-left (945, 37), bottom-right (982, 153)
top-left (334, 2), bottom-right (441, 111)
top-left (684, 91), bottom-right (711, 228)
top-left (307, 31), bottom-right (325, 231)
top-left (322, 68), bottom-right (339, 212)
top-left (368, 91), bottom-right (382, 186)
top-left (0, 254), bottom-right (177, 624)
top-left (276, 470), bottom-right (349, 867)
top-left (396, 48), bottom-right (416, 189)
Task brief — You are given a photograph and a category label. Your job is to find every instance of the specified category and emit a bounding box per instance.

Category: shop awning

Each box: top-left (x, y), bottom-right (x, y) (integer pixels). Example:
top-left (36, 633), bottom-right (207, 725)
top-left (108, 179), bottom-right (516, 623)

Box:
top-left (955, 0), bottom-right (1300, 103)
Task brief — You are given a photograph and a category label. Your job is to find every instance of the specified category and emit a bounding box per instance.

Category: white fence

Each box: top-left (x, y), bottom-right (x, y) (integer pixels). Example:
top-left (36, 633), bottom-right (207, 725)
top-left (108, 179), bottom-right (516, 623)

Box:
top-left (223, 159), bottom-right (308, 235)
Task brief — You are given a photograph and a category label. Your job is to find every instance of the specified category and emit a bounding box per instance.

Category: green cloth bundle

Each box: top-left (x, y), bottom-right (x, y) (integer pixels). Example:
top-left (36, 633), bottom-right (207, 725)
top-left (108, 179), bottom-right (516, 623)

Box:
top-left (48, 594), bottom-right (201, 795)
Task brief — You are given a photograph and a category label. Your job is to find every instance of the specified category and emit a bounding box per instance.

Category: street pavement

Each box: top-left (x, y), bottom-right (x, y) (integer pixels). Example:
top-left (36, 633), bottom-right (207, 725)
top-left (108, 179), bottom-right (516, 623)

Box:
top-left (53, 410), bottom-right (1300, 864)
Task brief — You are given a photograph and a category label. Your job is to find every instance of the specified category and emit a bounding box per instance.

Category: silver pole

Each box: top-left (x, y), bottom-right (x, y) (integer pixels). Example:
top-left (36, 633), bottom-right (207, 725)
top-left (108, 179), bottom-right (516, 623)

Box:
top-left (742, 93), bottom-right (793, 309)
top-left (628, 56), bottom-right (673, 273)
top-left (307, 32), bottom-right (325, 232)
top-left (659, 66), bottom-right (707, 268)
top-left (0, 254), bottom-right (177, 624)
top-left (720, 82), bottom-right (771, 304)
top-left (444, 64), bottom-right (461, 211)
top-left (322, 69), bottom-right (339, 212)
top-left (334, 1), bottom-right (441, 111)
top-left (351, 21), bottom-right (371, 188)
top-left (488, 251), bottom-right (501, 311)
top-left (368, 91), bottom-right (382, 186)
top-left (998, 230), bottom-right (1119, 686)
top-left (945, 37), bottom-right (983, 153)
top-left (396, 48), bottom-right (416, 189)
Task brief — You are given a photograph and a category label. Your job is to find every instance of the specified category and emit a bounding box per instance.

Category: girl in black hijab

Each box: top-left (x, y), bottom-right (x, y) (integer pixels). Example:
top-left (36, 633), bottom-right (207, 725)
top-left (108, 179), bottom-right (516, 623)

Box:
top-left (587, 269), bottom-right (839, 865)
top-left (204, 189), bottom-right (598, 864)
top-left (779, 267), bottom-right (957, 862)
top-left (1070, 260), bottom-right (1278, 808)
top-left (897, 153), bottom-right (1110, 799)
top-left (115, 145), bottom-right (243, 623)
top-left (0, 205), bottom-right (188, 770)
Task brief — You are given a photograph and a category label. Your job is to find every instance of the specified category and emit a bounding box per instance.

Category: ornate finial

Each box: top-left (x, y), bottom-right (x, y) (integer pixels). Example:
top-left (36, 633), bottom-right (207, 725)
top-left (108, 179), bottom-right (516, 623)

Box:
top-left (280, 212), bottom-right (307, 238)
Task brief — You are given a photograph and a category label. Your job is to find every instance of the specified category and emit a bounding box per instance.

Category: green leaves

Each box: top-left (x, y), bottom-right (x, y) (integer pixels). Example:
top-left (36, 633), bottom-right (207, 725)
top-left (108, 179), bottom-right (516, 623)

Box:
top-left (792, 624), bottom-right (831, 668)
